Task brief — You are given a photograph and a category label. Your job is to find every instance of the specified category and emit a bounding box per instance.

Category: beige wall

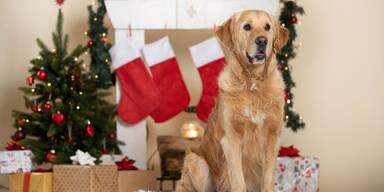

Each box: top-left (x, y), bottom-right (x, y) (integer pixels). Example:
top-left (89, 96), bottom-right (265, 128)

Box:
top-left (1, 0), bottom-right (384, 191)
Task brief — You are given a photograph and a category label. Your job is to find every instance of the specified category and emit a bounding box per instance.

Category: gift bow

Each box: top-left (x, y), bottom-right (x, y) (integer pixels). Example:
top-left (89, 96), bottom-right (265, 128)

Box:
top-left (278, 145), bottom-right (301, 157)
top-left (6, 140), bottom-right (25, 151)
top-left (70, 150), bottom-right (96, 165)
top-left (115, 156), bottom-right (138, 171)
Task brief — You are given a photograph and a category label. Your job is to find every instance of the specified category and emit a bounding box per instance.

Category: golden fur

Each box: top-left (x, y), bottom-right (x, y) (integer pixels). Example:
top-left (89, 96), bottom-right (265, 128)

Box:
top-left (177, 10), bottom-right (289, 192)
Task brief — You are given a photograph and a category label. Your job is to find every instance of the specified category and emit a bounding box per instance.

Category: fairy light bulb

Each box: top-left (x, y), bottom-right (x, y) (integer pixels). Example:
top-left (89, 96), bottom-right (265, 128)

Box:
top-left (287, 99), bottom-right (291, 104)
top-left (74, 57), bottom-right (79, 62)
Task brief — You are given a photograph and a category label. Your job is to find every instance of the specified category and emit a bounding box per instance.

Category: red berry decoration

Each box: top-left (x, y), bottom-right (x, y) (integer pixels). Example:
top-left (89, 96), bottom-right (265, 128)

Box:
top-left (290, 15), bottom-right (298, 24)
top-left (55, 0), bottom-right (65, 6)
top-left (52, 112), bottom-right (65, 125)
top-left (37, 69), bottom-right (48, 81)
top-left (31, 104), bottom-right (40, 112)
top-left (87, 39), bottom-right (94, 47)
top-left (14, 130), bottom-right (26, 140)
top-left (26, 76), bottom-right (34, 86)
top-left (46, 150), bottom-right (56, 162)
top-left (70, 75), bottom-right (76, 82)
top-left (85, 122), bottom-right (95, 137)
top-left (43, 103), bottom-right (52, 111)
top-left (284, 92), bottom-right (289, 101)
top-left (110, 132), bottom-right (117, 140)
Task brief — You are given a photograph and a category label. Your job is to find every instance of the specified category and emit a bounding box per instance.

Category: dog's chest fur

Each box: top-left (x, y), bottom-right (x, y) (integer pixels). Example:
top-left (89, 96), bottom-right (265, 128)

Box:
top-left (216, 66), bottom-right (285, 190)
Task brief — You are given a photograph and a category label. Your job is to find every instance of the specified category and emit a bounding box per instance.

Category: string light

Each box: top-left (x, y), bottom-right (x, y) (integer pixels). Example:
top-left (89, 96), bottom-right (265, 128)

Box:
top-left (285, 115), bottom-right (289, 119)
top-left (281, 23), bottom-right (286, 27)
top-left (47, 82), bottom-right (52, 87)
top-left (93, 17), bottom-right (98, 21)
top-left (298, 21), bottom-right (302, 25)
top-left (52, 49), bottom-right (56, 53)
top-left (76, 106), bottom-right (80, 110)
top-left (25, 119), bottom-right (29, 123)
top-left (74, 57), bottom-right (79, 62)
top-left (105, 59), bottom-right (109, 63)
top-left (37, 56), bottom-right (42, 59)
top-left (287, 99), bottom-right (291, 104)
top-left (79, 91), bottom-right (83, 95)
top-left (284, 66), bottom-right (289, 71)
top-left (70, 87), bottom-right (74, 90)
top-left (83, 31), bottom-right (88, 35)
top-left (31, 88), bottom-right (35, 93)
top-left (102, 33), bottom-right (106, 37)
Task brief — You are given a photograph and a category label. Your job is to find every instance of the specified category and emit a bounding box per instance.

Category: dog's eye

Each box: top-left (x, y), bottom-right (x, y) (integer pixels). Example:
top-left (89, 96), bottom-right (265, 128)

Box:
top-left (264, 23), bottom-right (271, 31)
top-left (243, 24), bottom-right (252, 31)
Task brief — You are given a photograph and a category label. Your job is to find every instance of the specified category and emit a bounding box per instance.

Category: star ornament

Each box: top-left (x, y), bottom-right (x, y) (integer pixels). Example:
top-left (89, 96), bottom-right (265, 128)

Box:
top-left (56, 0), bottom-right (65, 6)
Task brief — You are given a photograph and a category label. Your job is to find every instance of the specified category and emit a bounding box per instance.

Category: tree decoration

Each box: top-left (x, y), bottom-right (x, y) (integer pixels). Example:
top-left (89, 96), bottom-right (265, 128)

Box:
top-left (31, 104), bottom-right (41, 112)
top-left (277, 1), bottom-right (305, 131)
top-left (52, 111), bottom-right (65, 125)
top-left (36, 69), bottom-right (48, 80)
top-left (289, 15), bottom-right (298, 24)
top-left (110, 132), bottom-right (117, 140)
top-left (26, 76), bottom-right (34, 86)
top-left (85, 121), bottom-right (95, 137)
top-left (46, 149), bottom-right (56, 162)
top-left (43, 102), bottom-right (52, 111)
top-left (87, 39), bottom-right (94, 47)
top-left (14, 129), bottom-right (26, 140)
top-left (55, 0), bottom-right (65, 6)
top-left (6, 140), bottom-right (25, 151)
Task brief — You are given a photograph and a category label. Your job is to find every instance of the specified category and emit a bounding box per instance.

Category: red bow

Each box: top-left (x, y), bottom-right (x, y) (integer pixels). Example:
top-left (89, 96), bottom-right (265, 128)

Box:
top-left (115, 157), bottom-right (138, 171)
top-left (5, 140), bottom-right (25, 151)
top-left (278, 145), bottom-right (301, 157)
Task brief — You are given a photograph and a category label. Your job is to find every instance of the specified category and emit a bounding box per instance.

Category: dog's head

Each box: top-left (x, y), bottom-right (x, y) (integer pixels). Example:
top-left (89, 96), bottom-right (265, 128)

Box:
top-left (216, 10), bottom-right (288, 65)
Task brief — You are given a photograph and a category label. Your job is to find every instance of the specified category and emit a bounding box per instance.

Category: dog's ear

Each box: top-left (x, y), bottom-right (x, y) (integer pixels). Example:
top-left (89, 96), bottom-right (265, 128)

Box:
top-left (215, 18), bottom-right (233, 49)
top-left (273, 25), bottom-right (289, 53)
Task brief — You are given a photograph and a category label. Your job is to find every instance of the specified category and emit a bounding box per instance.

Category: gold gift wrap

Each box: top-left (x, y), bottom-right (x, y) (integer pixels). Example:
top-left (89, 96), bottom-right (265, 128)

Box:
top-left (9, 172), bottom-right (53, 192)
top-left (118, 170), bottom-right (157, 192)
top-left (53, 165), bottom-right (118, 192)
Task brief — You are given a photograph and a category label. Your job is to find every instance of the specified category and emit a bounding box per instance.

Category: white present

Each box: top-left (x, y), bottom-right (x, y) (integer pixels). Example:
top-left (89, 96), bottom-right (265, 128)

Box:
top-left (0, 150), bottom-right (32, 174)
top-left (275, 157), bottom-right (319, 192)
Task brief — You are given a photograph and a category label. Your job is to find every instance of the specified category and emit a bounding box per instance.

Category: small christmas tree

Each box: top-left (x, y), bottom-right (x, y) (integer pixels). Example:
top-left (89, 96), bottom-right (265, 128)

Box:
top-left (10, 10), bottom-right (120, 165)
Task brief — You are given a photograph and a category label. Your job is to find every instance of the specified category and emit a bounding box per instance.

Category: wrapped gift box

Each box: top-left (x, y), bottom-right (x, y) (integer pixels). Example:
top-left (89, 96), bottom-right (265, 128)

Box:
top-left (118, 170), bottom-right (157, 192)
top-left (0, 150), bottom-right (32, 174)
top-left (275, 157), bottom-right (319, 192)
top-left (9, 172), bottom-right (52, 192)
top-left (53, 165), bottom-right (118, 192)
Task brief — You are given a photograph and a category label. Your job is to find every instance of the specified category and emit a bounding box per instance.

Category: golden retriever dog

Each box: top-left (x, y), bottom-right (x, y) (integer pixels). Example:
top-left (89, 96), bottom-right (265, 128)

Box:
top-left (176, 10), bottom-right (289, 192)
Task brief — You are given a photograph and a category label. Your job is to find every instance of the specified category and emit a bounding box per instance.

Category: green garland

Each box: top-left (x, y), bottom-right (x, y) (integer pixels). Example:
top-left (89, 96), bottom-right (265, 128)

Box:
top-left (277, 0), bottom-right (305, 131)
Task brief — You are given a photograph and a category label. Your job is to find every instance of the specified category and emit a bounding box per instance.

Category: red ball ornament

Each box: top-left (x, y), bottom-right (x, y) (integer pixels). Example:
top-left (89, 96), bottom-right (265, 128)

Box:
top-left (87, 39), bottom-right (94, 47)
top-left (110, 132), bottom-right (117, 140)
top-left (290, 16), bottom-right (298, 24)
top-left (56, 0), bottom-right (65, 6)
top-left (14, 130), bottom-right (26, 140)
top-left (46, 150), bottom-right (56, 162)
top-left (85, 122), bottom-right (95, 137)
top-left (43, 103), bottom-right (52, 111)
top-left (31, 104), bottom-right (40, 112)
top-left (26, 76), bottom-right (34, 86)
top-left (37, 69), bottom-right (48, 81)
top-left (52, 112), bottom-right (65, 125)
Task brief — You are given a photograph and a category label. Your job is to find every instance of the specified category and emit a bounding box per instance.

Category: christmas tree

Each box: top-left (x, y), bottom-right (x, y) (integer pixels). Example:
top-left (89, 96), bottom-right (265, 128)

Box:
top-left (10, 9), bottom-right (120, 165)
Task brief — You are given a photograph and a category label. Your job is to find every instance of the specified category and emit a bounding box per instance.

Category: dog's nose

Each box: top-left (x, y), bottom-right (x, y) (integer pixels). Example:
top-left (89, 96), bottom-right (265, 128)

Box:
top-left (255, 36), bottom-right (268, 47)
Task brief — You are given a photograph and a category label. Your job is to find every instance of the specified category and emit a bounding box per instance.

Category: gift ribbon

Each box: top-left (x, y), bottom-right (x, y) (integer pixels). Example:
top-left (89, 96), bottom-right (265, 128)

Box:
top-left (278, 145), bottom-right (301, 157)
top-left (22, 172), bottom-right (32, 192)
top-left (115, 156), bottom-right (138, 171)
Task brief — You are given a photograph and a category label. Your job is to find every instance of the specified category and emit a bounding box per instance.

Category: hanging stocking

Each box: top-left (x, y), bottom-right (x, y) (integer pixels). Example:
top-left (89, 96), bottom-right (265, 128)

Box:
top-left (189, 37), bottom-right (226, 122)
top-left (110, 38), bottom-right (160, 124)
top-left (143, 37), bottom-right (190, 122)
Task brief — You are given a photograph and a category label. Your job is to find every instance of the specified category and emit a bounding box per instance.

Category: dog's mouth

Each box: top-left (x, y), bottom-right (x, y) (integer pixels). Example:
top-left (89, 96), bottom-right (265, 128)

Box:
top-left (246, 50), bottom-right (266, 64)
